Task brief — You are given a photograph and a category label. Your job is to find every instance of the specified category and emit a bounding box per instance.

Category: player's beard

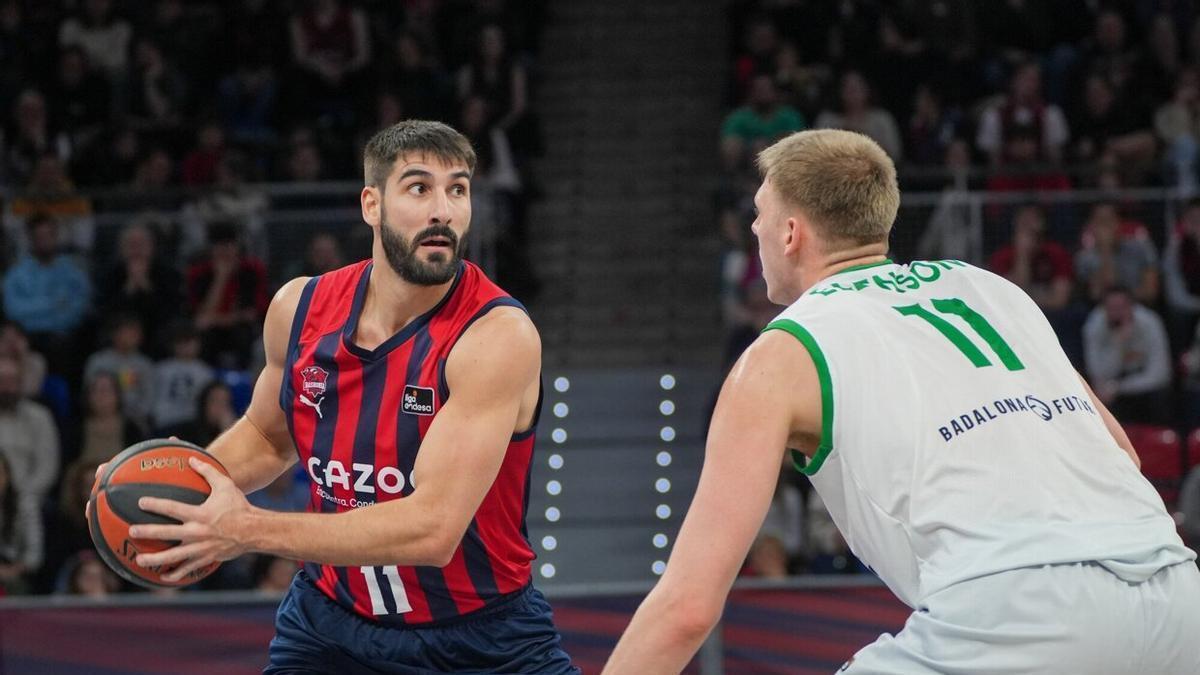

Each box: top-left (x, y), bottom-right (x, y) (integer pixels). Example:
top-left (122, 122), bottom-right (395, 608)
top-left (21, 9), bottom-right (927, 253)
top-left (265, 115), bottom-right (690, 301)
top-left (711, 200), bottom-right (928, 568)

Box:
top-left (380, 216), bottom-right (464, 285)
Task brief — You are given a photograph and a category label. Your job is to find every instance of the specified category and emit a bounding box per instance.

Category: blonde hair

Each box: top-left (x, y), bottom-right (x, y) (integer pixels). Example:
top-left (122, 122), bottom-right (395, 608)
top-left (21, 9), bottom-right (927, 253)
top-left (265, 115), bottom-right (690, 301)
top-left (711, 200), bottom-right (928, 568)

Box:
top-left (756, 129), bottom-right (899, 247)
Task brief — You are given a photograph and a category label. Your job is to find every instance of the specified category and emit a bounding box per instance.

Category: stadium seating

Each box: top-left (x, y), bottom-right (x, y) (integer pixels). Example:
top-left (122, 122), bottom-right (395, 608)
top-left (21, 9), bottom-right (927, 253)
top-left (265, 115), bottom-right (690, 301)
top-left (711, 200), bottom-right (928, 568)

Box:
top-left (1127, 425), bottom-right (1184, 507)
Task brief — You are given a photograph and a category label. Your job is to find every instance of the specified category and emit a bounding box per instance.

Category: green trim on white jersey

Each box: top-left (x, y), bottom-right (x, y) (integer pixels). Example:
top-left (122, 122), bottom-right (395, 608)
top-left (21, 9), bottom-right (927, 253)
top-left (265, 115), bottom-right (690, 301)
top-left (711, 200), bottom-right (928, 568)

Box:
top-left (763, 318), bottom-right (833, 476)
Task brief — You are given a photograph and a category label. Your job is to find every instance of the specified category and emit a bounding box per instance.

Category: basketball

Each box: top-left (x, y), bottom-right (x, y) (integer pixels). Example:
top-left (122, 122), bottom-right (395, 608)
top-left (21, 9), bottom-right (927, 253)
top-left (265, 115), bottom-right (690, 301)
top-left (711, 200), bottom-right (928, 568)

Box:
top-left (87, 439), bottom-right (230, 589)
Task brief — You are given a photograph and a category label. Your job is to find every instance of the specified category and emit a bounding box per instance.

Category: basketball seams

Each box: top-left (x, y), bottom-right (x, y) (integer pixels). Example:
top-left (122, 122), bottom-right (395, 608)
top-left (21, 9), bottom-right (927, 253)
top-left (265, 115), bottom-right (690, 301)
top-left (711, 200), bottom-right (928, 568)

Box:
top-left (88, 440), bottom-right (227, 589)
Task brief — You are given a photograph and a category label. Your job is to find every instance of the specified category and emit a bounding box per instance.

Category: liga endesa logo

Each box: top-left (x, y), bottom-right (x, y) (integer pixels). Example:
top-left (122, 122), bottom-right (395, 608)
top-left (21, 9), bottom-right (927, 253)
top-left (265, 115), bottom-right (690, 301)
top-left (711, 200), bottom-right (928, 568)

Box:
top-left (402, 385), bottom-right (436, 416)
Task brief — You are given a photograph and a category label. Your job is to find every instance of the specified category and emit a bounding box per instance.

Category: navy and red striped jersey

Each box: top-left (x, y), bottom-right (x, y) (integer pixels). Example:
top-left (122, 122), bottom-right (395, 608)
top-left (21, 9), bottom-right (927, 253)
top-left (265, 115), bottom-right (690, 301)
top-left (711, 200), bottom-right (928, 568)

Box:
top-left (278, 259), bottom-right (539, 626)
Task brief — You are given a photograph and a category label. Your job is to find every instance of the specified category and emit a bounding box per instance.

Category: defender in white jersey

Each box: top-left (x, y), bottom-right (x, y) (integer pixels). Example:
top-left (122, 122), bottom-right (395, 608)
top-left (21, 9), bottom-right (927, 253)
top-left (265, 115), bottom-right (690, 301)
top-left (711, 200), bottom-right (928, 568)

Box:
top-left (604, 129), bottom-right (1200, 674)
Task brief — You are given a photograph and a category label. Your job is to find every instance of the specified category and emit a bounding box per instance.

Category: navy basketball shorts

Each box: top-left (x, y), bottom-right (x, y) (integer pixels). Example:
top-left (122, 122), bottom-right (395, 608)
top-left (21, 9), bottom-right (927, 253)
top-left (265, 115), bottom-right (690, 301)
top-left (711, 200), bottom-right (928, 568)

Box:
top-left (265, 570), bottom-right (580, 674)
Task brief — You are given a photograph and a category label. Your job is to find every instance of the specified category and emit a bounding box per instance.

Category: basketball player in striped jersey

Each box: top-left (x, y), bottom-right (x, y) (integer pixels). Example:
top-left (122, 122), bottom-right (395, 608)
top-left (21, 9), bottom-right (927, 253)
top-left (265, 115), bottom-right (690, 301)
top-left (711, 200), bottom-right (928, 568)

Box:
top-left (604, 130), bottom-right (1200, 673)
top-left (123, 121), bottom-right (578, 673)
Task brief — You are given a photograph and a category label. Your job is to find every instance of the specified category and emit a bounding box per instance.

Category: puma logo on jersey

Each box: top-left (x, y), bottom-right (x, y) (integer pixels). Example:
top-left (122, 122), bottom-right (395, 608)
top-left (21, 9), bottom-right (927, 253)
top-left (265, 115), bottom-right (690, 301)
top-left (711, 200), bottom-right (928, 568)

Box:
top-left (300, 393), bottom-right (325, 419)
top-left (402, 385), bottom-right (435, 415)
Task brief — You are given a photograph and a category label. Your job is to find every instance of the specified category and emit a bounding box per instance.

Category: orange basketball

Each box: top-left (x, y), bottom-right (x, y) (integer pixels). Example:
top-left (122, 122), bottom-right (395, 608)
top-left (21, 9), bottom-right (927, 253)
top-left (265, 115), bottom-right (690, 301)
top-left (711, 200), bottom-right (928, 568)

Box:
top-left (87, 438), bottom-right (230, 589)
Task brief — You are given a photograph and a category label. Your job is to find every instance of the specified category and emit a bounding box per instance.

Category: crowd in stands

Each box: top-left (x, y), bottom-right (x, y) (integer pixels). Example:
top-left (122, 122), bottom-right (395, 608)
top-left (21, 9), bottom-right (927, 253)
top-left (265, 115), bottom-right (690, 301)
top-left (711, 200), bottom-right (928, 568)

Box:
top-left (721, 1), bottom-right (1200, 577)
top-left (0, 0), bottom-right (546, 597)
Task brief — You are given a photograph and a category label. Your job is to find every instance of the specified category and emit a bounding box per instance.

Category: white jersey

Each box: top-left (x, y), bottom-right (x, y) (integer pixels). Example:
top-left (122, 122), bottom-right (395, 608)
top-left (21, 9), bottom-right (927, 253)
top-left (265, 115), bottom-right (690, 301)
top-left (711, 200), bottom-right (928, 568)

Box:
top-left (768, 259), bottom-right (1195, 608)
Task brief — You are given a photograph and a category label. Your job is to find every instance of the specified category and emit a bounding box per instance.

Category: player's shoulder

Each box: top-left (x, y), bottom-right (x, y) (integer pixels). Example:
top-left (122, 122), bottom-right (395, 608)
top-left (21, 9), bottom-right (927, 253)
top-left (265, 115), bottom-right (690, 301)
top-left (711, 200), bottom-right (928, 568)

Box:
top-left (269, 260), bottom-right (371, 315)
top-left (459, 304), bottom-right (540, 354)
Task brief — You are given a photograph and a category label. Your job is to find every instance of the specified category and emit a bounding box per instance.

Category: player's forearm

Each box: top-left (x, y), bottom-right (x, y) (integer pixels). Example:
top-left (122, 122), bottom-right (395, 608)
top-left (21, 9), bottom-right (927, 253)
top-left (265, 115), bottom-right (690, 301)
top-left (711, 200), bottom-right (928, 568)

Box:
top-left (233, 494), bottom-right (450, 567)
top-left (603, 587), bottom-right (717, 675)
top-left (206, 417), bottom-right (296, 493)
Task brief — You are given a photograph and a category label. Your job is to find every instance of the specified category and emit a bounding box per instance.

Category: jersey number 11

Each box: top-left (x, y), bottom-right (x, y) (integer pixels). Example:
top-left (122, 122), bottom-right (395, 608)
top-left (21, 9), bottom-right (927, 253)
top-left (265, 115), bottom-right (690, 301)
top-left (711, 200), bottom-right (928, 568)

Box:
top-left (893, 298), bottom-right (1025, 371)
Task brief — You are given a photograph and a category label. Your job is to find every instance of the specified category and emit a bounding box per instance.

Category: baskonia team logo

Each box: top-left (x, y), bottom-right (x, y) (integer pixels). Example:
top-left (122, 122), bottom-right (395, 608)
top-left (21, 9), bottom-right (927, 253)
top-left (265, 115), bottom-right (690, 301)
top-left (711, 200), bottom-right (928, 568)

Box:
top-left (300, 365), bottom-right (330, 419)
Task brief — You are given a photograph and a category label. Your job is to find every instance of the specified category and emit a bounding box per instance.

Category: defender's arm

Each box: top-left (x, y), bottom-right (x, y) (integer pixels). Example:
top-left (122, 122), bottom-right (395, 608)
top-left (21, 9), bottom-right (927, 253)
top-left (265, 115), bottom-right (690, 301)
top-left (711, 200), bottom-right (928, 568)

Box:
top-left (603, 331), bottom-right (816, 674)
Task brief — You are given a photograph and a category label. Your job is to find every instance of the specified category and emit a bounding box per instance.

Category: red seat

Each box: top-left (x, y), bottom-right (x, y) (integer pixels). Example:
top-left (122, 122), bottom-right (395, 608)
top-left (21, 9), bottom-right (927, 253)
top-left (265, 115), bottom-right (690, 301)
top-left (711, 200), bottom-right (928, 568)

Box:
top-left (1126, 425), bottom-right (1183, 508)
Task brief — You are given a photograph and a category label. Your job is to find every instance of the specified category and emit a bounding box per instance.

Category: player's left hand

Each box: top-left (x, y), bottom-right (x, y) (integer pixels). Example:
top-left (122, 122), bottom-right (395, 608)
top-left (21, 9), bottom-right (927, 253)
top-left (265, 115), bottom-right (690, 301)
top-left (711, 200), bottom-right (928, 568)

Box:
top-left (129, 457), bottom-right (253, 583)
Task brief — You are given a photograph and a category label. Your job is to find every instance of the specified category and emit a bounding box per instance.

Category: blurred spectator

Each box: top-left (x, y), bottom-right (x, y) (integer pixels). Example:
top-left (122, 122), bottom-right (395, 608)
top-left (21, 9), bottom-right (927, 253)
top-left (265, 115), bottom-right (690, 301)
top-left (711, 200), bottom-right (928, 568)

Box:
top-left (916, 140), bottom-right (982, 265)
top-left (815, 70), bottom-right (902, 161)
top-left (83, 315), bottom-right (154, 430)
top-left (169, 380), bottom-right (236, 447)
top-left (57, 0), bottom-right (133, 79)
top-left (74, 126), bottom-right (140, 187)
top-left (0, 322), bottom-right (44, 398)
top-left (385, 31), bottom-right (451, 121)
top-left (732, 16), bottom-right (780, 96)
top-left (459, 95), bottom-right (525, 286)
top-left (0, 453), bottom-right (42, 595)
top-left (1075, 202), bottom-right (1159, 305)
top-left (253, 554), bottom-right (298, 593)
top-left (5, 89), bottom-right (70, 184)
top-left (95, 219), bottom-right (183, 356)
top-left (989, 204), bottom-right (1073, 312)
top-left (248, 469), bottom-right (309, 513)
top-left (123, 38), bottom-right (188, 140)
top-left (0, 355), bottom-right (60, 502)
top-left (58, 550), bottom-right (119, 597)
top-left (288, 0), bottom-right (371, 128)
top-left (805, 489), bottom-right (861, 574)
top-left (284, 231), bottom-right (344, 280)
top-left (718, 202), bottom-right (758, 328)
top-left (71, 371), bottom-right (142, 464)
top-left (100, 146), bottom-right (181, 215)
top-left (284, 140), bottom-right (324, 182)
top-left (1072, 74), bottom-right (1157, 167)
top-left (720, 278), bottom-right (777, 373)
top-left (150, 321), bottom-right (213, 435)
top-left (50, 46), bottom-right (110, 156)
top-left (139, 0), bottom-right (218, 89)
top-left (1141, 13), bottom-right (1184, 107)
top-left (2, 213), bottom-right (91, 341)
top-left (6, 153), bottom-right (95, 256)
top-left (186, 222), bottom-right (268, 369)
top-left (0, 1), bottom-right (32, 106)
top-left (457, 24), bottom-right (530, 153)
top-left (746, 461), bottom-right (802, 578)
top-left (745, 535), bottom-right (789, 578)
top-left (1083, 287), bottom-right (1172, 425)
top-left (906, 83), bottom-right (963, 167)
top-left (180, 121), bottom-right (226, 186)
top-left (180, 152), bottom-right (269, 261)
top-left (217, 56), bottom-right (279, 147)
top-left (771, 42), bottom-right (830, 121)
top-left (1180, 465), bottom-right (1200, 551)
top-left (720, 74), bottom-right (804, 170)
top-left (1155, 67), bottom-right (1200, 193)
top-left (224, 0), bottom-right (288, 75)
top-left (38, 458), bottom-right (98, 593)
top-left (1077, 10), bottom-right (1139, 102)
top-left (1165, 199), bottom-right (1200, 340)
top-left (976, 61), bottom-right (1069, 167)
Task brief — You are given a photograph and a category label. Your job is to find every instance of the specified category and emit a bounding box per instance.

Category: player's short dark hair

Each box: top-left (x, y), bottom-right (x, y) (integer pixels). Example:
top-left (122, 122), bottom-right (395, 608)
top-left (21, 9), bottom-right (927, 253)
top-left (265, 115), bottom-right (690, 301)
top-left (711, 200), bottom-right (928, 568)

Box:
top-left (363, 120), bottom-right (476, 190)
